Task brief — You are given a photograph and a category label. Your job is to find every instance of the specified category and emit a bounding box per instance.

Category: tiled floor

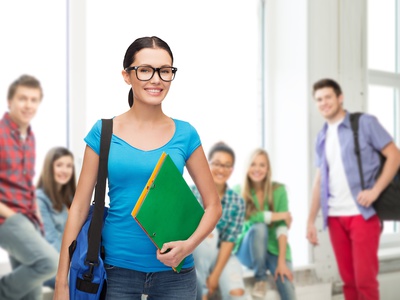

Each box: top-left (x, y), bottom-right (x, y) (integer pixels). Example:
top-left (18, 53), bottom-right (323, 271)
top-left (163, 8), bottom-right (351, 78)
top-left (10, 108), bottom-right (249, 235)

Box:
top-left (243, 275), bottom-right (331, 300)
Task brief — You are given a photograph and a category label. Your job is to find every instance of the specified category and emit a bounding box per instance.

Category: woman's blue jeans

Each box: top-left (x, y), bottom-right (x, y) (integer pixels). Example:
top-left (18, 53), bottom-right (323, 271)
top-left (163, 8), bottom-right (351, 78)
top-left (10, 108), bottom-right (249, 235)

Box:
top-left (105, 264), bottom-right (197, 300)
top-left (235, 223), bottom-right (297, 300)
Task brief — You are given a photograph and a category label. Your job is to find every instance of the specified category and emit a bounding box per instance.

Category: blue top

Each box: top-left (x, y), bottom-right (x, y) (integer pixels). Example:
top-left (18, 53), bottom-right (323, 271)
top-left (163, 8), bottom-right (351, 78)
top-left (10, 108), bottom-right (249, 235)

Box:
top-left (84, 118), bottom-right (201, 272)
top-left (315, 112), bottom-right (392, 228)
top-left (36, 188), bottom-right (69, 252)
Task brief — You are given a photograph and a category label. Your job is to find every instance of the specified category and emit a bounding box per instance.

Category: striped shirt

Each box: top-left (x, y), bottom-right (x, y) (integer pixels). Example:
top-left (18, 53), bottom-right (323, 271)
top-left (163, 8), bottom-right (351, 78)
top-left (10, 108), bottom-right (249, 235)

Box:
top-left (0, 112), bottom-right (39, 227)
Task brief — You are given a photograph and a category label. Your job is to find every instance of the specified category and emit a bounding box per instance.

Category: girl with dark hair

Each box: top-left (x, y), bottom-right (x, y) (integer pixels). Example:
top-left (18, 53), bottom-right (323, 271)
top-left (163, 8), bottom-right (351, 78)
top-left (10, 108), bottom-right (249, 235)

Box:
top-left (192, 141), bottom-right (246, 300)
top-left (53, 36), bottom-right (222, 300)
top-left (36, 146), bottom-right (76, 289)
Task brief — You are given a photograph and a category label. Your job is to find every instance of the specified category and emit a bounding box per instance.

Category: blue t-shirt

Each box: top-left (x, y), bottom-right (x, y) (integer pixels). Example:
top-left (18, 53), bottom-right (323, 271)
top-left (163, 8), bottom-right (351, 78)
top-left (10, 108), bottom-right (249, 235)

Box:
top-left (84, 118), bottom-right (201, 272)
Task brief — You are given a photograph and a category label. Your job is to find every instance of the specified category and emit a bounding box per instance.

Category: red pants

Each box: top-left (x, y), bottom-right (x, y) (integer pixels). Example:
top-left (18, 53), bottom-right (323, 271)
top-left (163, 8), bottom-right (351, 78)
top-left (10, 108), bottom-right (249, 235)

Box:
top-left (328, 215), bottom-right (381, 300)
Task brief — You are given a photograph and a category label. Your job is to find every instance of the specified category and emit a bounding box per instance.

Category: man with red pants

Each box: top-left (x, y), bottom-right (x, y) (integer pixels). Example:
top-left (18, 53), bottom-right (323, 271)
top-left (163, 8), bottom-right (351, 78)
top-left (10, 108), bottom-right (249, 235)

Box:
top-left (306, 78), bottom-right (400, 300)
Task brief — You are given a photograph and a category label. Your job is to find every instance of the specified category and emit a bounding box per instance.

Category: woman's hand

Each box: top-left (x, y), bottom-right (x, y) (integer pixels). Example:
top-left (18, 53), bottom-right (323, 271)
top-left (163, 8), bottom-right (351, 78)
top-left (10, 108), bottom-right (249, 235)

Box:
top-left (206, 271), bottom-right (220, 296)
top-left (274, 261), bottom-right (293, 283)
top-left (283, 212), bottom-right (292, 229)
top-left (157, 240), bottom-right (193, 269)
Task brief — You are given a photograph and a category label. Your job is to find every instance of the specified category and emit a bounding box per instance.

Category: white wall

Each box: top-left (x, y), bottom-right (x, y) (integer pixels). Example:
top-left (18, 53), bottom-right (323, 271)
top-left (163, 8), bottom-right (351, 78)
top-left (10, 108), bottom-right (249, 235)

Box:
top-left (0, 0), bottom-right (68, 179)
top-left (68, 0), bottom-right (262, 188)
top-left (0, 0), bottom-right (68, 264)
top-left (264, 0), bottom-right (309, 267)
top-left (1, 0), bottom-right (399, 279)
top-left (306, 0), bottom-right (380, 283)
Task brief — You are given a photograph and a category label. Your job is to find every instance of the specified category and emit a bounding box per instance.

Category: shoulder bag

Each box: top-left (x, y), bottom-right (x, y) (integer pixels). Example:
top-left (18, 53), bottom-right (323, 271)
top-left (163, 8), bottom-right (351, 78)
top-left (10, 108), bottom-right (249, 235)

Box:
top-left (68, 118), bottom-right (113, 299)
top-left (350, 112), bottom-right (400, 221)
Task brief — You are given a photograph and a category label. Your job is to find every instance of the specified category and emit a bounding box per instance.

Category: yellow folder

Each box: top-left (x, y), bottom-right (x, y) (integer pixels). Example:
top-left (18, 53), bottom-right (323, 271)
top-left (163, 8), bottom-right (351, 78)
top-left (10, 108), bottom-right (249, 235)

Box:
top-left (131, 152), bottom-right (205, 272)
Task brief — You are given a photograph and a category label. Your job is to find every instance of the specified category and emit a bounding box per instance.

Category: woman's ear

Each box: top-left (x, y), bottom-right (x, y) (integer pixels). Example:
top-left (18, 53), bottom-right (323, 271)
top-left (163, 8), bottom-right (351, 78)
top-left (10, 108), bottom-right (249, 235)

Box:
top-left (122, 70), bottom-right (131, 85)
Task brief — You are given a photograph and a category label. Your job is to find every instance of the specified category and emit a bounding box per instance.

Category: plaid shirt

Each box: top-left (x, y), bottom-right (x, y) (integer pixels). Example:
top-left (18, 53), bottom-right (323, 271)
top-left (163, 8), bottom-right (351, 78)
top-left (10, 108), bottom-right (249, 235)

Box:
top-left (0, 112), bottom-right (40, 227)
top-left (191, 185), bottom-right (245, 243)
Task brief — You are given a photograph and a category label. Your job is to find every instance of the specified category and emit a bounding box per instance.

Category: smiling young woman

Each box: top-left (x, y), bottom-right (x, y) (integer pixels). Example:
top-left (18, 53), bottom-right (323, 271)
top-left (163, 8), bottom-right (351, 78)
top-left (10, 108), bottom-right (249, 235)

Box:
top-left (52, 36), bottom-right (222, 300)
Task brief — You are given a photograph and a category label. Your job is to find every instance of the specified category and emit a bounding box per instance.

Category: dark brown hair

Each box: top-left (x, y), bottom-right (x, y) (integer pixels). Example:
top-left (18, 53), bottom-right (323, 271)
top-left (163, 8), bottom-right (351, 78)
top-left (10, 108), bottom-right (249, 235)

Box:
top-left (208, 141), bottom-right (235, 165)
top-left (123, 36), bottom-right (174, 107)
top-left (36, 147), bottom-right (76, 211)
top-left (7, 74), bottom-right (43, 100)
top-left (312, 78), bottom-right (342, 97)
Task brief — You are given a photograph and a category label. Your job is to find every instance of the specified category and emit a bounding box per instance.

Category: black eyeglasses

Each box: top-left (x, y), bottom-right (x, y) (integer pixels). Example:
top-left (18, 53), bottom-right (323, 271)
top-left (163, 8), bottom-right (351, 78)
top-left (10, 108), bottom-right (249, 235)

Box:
top-left (209, 161), bottom-right (233, 171)
top-left (124, 66), bottom-right (178, 82)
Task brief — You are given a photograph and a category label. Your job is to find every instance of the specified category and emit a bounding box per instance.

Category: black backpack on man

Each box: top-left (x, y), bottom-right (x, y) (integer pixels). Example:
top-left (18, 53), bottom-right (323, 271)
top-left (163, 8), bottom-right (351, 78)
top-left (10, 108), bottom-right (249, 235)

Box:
top-left (350, 112), bottom-right (400, 221)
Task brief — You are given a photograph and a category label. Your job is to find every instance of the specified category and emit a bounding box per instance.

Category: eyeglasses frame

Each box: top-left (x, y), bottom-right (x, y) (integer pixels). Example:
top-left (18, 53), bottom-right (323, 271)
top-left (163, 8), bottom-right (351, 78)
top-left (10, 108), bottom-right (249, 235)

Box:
top-left (124, 66), bottom-right (178, 82)
top-left (209, 161), bottom-right (233, 171)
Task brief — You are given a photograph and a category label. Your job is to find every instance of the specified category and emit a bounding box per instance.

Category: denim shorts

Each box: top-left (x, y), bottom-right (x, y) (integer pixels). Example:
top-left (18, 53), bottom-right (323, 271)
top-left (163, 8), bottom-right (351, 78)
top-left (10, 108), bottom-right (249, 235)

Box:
top-left (105, 264), bottom-right (197, 300)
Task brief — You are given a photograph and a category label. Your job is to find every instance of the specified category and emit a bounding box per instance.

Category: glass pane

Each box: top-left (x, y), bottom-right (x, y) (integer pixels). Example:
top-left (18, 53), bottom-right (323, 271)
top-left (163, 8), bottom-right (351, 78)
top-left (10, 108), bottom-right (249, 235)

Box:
top-left (85, 0), bottom-right (261, 187)
top-left (0, 0), bottom-right (67, 264)
top-left (367, 85), bottom-right (396, 137)
top-left (0, 0), bottom-right (68, 177)
top-left (368, 85), bottom-right (399, 233)
top-left (368, 0), bottom-right (396, 72)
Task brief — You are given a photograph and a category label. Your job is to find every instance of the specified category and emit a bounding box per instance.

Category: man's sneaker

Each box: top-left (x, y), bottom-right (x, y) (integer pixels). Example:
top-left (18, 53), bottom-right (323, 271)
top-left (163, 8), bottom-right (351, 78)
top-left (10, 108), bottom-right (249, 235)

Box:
top-left (252, 280), bottom-right (267, 298)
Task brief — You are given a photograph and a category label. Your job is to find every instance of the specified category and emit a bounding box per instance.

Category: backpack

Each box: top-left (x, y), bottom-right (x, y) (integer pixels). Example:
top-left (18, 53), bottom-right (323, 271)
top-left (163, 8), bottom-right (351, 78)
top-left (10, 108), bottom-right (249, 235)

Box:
top-left (350, 112), bottom-right (400, 221)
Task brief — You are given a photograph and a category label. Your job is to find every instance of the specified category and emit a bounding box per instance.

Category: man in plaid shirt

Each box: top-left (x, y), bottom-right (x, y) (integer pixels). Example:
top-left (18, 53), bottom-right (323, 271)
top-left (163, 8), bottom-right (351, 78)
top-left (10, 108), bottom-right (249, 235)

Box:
top-left (0, 75), bottom-right (58, 300)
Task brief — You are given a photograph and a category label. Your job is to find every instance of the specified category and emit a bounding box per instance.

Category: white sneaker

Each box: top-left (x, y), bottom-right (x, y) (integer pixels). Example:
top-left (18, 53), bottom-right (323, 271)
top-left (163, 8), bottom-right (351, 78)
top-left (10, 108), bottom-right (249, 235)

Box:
top-left (252, 280), bottom-right (267, 298)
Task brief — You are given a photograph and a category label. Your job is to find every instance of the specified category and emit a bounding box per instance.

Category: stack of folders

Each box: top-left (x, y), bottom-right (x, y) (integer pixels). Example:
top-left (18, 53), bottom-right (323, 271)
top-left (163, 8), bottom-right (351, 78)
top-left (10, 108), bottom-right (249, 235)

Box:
top-left (131, 152), bottom-right (205, 272)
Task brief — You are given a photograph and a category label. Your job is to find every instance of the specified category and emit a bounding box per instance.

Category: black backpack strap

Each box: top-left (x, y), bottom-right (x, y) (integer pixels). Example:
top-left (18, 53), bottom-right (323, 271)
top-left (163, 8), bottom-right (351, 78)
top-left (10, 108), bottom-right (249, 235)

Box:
top-left (350, 112), bottom-right (365, 189)
top-left (86, 118), bottom-right (113, 265)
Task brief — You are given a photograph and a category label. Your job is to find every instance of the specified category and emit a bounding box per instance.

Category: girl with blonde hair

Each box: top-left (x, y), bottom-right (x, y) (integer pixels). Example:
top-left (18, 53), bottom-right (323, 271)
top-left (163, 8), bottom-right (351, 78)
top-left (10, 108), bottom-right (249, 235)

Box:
top-left (234, 148), bottom-right (296, 300)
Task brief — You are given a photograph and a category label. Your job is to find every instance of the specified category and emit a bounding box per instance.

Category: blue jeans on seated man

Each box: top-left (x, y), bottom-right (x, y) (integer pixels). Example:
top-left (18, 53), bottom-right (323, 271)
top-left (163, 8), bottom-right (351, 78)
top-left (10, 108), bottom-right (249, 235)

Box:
top-left (0, 213), bottom-right (59, 300)
top-left (235, 223), bottom-right (297, 300)
top-left (193, 228), bottom-right (246, 300)
top-left (105, 263), bottom-right (197, 300)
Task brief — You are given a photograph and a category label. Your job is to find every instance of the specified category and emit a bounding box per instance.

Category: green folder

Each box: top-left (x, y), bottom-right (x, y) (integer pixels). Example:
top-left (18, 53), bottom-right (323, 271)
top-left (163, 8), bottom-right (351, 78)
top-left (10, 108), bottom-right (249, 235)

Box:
top-left (131, 152), bottom-right (205, 272)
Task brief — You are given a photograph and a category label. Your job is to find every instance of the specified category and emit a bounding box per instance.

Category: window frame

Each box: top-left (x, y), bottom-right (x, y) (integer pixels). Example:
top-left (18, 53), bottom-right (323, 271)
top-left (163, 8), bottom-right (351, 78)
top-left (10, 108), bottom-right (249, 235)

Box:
top-left (367, 0), bottom-right (400, 254)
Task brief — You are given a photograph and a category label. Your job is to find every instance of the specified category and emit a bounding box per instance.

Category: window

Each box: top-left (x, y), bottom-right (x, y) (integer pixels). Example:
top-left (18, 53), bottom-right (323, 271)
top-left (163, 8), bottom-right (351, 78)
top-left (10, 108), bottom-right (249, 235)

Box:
top-left (367, 0), bottom-right (400, 236)
top-left (84, 0), bottom-right (262, 186)
top-left (0, 0), bottom-right (68, 264)
top-left (368, 0), bottom-right (397, 73)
